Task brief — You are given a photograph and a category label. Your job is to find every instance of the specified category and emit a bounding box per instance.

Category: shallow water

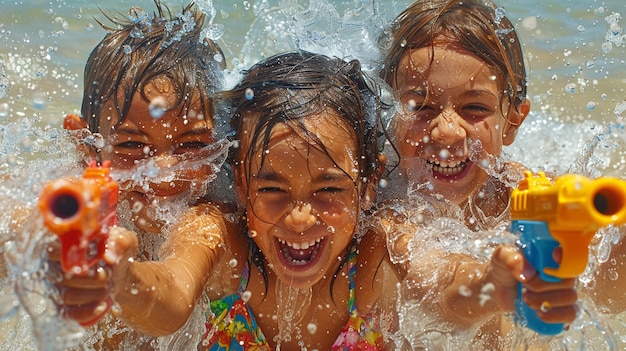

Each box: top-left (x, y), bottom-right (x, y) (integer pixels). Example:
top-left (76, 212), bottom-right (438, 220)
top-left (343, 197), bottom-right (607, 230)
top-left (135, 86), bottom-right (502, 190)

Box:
top-left (1, 0), bottom-right (626, 350)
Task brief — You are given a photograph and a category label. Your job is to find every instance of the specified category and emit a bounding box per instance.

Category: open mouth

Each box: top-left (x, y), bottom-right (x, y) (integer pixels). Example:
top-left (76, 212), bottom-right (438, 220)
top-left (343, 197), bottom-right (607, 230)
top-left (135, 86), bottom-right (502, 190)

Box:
top-left (276, 237), bottom-right (325, 269)
top-left (428, 159), bottom-right (469, 179)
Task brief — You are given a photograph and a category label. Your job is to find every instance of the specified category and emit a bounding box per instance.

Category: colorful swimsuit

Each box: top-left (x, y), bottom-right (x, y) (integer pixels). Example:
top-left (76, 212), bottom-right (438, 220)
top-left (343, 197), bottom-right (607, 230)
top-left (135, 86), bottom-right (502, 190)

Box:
top-left (202, 245), bottom-right (384, 350)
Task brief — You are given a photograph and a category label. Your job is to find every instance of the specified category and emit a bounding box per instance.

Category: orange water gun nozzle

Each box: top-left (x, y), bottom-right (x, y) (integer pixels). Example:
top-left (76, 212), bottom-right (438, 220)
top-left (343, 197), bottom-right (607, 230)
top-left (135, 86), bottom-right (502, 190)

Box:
top-left (38, 160), bottom-right (118, 275)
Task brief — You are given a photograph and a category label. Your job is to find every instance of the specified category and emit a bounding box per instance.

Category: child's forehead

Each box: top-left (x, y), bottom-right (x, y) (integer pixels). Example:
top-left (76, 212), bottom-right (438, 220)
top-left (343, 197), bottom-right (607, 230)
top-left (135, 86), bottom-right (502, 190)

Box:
top-left (242, 111), bottom-right (358, 152)
top-left (398, 45), bottom-right (500, 93)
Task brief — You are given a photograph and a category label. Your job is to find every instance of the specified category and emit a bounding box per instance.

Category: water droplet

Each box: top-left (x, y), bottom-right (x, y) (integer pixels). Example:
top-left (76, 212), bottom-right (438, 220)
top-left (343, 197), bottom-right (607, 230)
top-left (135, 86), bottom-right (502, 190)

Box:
top-left (521, 16), bottom-right (537, 31)
top-left (458, 285), bottom-right (472, 297)
top-left (244, 88), bottom-right (254, 100)
top-left (586, 101), bottom-right (596, 110)
top-left (201, 24), bottom-right (225, 41)
top-left (564, 83), bottom-right (577, 94)
top-left (307, 323), bottom-right (317, 334)
top-left (406, 99), bottom-right (417, 112)
top-left (132, 201), bottom-right (143, 213)
top-left (379, 178), bottom-right (388, 189)
top-left (32, 93), bottom-right (46, 109)
top-left (228, 259), bottom-right (238, 268)
top-left (149, 96), bottom-right (167, 119)
top-left (438, 149), bottom-right (450, 160)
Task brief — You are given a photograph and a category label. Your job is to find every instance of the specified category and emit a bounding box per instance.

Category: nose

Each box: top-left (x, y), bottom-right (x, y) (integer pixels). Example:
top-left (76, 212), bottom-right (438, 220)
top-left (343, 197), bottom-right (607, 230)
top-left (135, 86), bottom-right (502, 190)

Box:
top-left (430, 109), bottom-right (467, 146)
top-left (153, 154), bottom-right (180, 168)
top-left (284, 202), bottom-right (317, 233)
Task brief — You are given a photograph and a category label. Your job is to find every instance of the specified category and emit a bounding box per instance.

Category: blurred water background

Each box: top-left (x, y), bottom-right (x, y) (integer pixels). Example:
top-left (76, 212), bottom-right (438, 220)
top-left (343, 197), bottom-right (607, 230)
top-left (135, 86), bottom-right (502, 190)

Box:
top-left (1, 0), bottom-right (626, 350)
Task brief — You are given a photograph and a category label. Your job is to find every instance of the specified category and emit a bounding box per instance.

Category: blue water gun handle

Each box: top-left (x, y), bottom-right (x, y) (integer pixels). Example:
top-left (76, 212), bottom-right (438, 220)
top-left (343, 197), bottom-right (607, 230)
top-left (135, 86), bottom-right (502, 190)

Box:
top-left (511, 220), bottom-right (564, 335)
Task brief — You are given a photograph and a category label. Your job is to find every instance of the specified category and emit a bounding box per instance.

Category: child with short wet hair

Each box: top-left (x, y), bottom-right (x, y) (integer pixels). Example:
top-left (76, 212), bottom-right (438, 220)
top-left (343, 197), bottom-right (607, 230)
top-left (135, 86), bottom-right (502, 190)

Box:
top-left (51, 1), bottom-right (228, 349)
top-left (67, 0), bottom-right (227, 239)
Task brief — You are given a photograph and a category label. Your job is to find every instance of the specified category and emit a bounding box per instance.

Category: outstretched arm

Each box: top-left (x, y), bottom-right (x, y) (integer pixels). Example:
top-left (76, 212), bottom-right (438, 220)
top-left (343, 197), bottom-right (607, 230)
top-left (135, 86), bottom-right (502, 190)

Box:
top-left (58, 203), bottom-right (230, 336)
top-left (398, 244), bottom-right (577, 329)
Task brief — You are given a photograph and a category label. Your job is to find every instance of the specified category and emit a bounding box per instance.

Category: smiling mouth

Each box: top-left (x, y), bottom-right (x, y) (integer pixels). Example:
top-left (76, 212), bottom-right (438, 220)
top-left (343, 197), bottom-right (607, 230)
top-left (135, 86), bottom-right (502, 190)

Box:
top-left (277, 237), bottom-right (325, 267)
top-left (428, 159), bottom-right (468, 177)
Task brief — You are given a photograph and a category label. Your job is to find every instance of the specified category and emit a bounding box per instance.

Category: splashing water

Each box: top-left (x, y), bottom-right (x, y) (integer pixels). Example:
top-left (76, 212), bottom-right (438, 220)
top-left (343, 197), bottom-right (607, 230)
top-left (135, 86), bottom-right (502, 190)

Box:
top-left (3, 0), bottom-right (626, 350)
top-left (273, 279), bottom-right (312, 349)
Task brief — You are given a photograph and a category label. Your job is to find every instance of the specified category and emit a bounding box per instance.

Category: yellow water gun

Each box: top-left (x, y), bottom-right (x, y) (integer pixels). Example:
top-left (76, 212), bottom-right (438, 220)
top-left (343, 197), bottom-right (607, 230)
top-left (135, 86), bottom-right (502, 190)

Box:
top-left (510, 171), bottom-right (626, 334)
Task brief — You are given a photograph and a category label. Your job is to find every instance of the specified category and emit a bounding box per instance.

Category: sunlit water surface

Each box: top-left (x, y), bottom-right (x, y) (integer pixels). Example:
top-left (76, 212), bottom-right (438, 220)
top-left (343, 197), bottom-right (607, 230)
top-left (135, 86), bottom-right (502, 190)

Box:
top-left (1, 0), bottom-right (626, 350)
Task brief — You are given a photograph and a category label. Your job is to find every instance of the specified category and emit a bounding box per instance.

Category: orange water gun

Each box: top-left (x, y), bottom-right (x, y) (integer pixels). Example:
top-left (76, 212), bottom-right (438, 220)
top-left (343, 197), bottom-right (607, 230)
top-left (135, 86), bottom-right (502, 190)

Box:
top-left (510, 171), bottom-right (626, 334)
top-left (38, 160), bottom-right (118, 275)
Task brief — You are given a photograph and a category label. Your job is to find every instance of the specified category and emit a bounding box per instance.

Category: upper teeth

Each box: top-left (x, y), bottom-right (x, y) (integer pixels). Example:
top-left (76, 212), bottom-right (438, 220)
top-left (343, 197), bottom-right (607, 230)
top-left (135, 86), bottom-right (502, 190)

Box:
top-left (279, 238), bottom-right (321, 250)
top-left (431, 159), bottom-right (466, 168)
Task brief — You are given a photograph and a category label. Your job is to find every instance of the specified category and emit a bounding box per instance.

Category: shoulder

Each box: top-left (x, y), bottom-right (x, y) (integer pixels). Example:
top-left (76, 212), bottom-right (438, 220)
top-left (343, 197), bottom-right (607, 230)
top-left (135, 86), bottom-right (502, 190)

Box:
top-left (167, 202), bottom-right (242, 251)
top-left (354, 226), bottom-right (403, 314)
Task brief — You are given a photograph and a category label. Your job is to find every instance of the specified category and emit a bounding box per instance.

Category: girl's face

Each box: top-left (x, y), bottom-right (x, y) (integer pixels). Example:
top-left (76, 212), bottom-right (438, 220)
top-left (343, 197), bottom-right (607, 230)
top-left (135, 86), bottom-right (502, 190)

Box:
top-left (238, 112), bottom-right (361, 289)
top-left (391, 43), bottom-right (526, 204)
top-left (97, 78), bottom-right (217, 233)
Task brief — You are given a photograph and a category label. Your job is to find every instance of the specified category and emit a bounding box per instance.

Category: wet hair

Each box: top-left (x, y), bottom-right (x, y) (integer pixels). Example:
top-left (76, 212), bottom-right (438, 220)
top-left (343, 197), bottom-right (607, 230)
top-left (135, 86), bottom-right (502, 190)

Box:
top-left (223, 51), bottom-right (381, 197)
top-left (380, 0), bottom-right (527, 114)
top-left (218, 51), bottom-right (383, 291)
top-left (81, 0), bottom-right (226, 133)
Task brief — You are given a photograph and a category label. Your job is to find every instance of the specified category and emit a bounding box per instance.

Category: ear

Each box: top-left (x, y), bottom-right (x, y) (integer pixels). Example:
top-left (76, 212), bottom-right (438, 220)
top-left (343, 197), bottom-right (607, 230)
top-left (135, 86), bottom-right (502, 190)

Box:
top-left (502, 99), bottom-right (530, 146)
top-left (63, 113), bottom-right (98, 160)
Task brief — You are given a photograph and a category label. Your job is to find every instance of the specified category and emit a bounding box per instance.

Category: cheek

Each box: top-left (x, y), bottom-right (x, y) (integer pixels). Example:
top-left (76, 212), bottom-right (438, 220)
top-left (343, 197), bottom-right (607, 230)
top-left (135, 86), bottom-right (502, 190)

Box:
top-left (393, 113), bottom-right (429, 139)
top-left (474, 120), bottom-right (504, 152)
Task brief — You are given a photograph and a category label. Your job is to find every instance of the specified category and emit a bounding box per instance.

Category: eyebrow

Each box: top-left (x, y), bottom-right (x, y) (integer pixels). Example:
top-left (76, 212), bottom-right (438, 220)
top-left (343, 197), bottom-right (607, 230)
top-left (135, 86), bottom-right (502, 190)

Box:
top-left (464, 89), bottom-right (498, 98)
top-left (403, 88), bottom-right (498, 101)
top-left (114, 126), bottom-right (145, 137)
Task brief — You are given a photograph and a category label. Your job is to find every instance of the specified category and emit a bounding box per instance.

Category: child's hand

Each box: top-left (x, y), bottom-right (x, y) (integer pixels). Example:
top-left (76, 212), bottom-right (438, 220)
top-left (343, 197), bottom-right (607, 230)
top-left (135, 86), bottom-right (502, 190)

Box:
top-left (489, 245), bottom-right (578, 325)
top-left (48, 226), bottom-right (138, 326)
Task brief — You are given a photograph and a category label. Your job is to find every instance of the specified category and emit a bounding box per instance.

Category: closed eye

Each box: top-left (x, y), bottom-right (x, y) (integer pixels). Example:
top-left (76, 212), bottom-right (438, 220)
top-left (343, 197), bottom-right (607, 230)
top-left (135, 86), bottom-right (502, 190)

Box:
top-left (465, 104), bottom-right (493, 113)
top-left (176, 141), bottom-right (210, 152)
top-left (116, 141), bottom-right (146, 149)
top-left (257, 187), bottom-right (284, 193)
top-left (462, 104), bottom-right (495, 120)
top-left (315, 187), bottom-right (344, 194)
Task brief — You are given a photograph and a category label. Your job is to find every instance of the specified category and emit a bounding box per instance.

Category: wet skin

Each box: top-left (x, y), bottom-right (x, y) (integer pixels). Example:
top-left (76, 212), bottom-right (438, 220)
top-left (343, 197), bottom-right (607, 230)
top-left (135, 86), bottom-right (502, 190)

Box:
top-left (66, 78), bottom-right (216, 233)
top-left (391, 43), bottom-right (526, 205)
top-left (237, 111), bottom-right (361, 289)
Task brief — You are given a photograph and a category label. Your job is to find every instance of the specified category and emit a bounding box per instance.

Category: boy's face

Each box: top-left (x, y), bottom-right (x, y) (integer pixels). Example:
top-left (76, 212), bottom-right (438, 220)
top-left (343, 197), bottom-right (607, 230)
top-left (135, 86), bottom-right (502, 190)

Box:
top-left (237, 112), bottom-right (361, 289)
top-left (77, 78), bottom-right (217, 233)
top-left (391, 43), bottom-right (527, 204)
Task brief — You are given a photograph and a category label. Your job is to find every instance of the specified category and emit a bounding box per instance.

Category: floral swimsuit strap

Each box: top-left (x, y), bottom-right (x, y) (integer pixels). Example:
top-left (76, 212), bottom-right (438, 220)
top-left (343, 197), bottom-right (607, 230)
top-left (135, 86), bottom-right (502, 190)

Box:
top-left (203, 250), bottom-right (269, 350)
top-left (331, 243), bottom-right (385, 350)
